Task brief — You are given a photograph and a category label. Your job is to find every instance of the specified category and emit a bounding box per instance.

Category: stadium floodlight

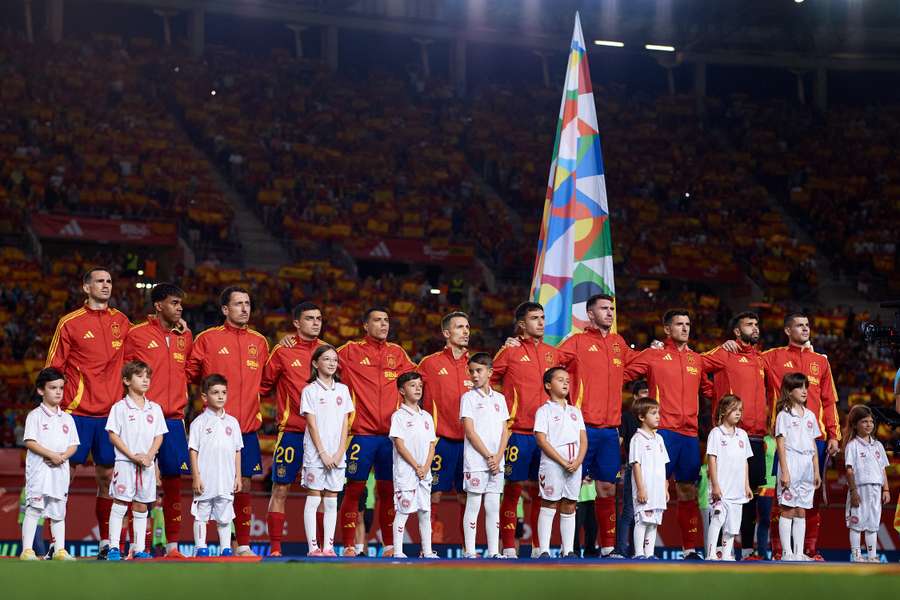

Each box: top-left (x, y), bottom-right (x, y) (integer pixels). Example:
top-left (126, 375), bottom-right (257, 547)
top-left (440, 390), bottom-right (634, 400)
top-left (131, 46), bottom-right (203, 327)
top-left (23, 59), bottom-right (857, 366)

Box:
top-left (594, 40), bottom-right (625, 48)
top-left (137, 270), bottom-right (144, 276)
top-left (794, 0), bottom-right (804, 4)
top-left (135, 283), bottom-right (144, 289)
top-left (645, 44), bottom-right (676, 52)
top-left (210, 90), bottom-right (217, 96)
top-left (430, 288), bottom-right (441, 295)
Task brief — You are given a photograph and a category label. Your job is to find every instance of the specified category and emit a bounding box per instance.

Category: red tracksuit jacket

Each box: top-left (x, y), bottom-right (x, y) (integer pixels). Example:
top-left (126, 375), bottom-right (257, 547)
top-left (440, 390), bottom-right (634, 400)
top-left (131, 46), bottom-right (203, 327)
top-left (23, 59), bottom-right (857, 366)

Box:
top-left (123, 316), bottom-right (193, 420)
top-left (46, 305), bottom-right (131, 417)
top-left (419, 347), bottom-right (472, 441)
top-left (700, 341), bottom-right (770, 437)
top-left (186, 323), bottom-right (269, 433)
top-left (260, 338), bottom-right (327, 433)
top-left (337, 336), bottom-right (415, 435)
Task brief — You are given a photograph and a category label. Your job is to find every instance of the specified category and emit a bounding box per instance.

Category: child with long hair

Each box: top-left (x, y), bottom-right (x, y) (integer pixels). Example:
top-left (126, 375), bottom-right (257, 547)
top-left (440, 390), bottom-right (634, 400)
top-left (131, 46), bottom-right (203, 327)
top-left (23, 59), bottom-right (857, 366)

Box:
top-left (843, 405), bottom-right (890, 562)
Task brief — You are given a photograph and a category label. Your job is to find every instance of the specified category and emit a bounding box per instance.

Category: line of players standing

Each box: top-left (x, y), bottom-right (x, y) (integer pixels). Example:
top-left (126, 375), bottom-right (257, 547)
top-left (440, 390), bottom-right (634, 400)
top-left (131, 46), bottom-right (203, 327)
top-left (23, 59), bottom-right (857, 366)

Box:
top-left (42, 267), bottom-right (841, 559)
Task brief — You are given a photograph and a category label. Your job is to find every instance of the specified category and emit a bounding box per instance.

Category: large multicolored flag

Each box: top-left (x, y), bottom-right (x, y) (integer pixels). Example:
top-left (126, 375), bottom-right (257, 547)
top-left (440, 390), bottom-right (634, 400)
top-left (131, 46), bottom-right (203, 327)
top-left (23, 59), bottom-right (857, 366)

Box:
top-left (530, 12), bottom-right (615, 345)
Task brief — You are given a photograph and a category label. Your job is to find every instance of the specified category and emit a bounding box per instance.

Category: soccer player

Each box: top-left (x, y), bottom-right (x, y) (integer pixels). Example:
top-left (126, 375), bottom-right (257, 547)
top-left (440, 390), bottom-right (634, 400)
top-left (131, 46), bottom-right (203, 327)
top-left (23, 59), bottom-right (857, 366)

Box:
top-left (762, 312), bottom-right (840, 560)
top-left (556, 294), bottom-right (636, 556)
top-left (21, 368), bottom-right (80, 561)
top-left (389, 372), bottom-right (438, 559)
top-left (624, 309), bottom-right (705, 559)
top-left (186, 286), bottom-right (269, 556)
top-left (700, 311), bottom-right (770, 559)
top-left (300, 345), bottom-right (353, 557)
top-left (492, 302), bottom-right (571, 558)
top-left (189, 374), bottom-right (242, 557)
top-left (260, 301), bottom-right (326, 556)
top-left (460, 352), bottom-right (510, 558)
top-left (629, 397), bottom-right (669, 558)
top-left (105, 360), bottom-right (167, 561)
top-left (418, 311), bottom-right (472, 537)
top-left (534, 367), bottom-right (587, 558)
top-left (46, 266), bottom-right (130, 558)
top-left (122, 282), bottom-right (193, 557)
top-left (336, 307), bottom-right (415, 556)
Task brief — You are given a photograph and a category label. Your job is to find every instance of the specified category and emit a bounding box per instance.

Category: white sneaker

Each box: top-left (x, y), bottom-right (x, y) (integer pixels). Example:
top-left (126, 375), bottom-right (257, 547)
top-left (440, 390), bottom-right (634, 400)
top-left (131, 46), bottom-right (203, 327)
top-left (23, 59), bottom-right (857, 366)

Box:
top-left (530, 547), bottom-right (542, 558)
top-left (502, 548), bottom-right (517, 558)
top-left (722, 555), bottom-right (736, 562)
top-left (489, 554), bottom-right (506, 559)
top-left (392, 552), bottom-right (408, 559)
top-left (421, 552), bottom-right (440, 559)
top-left (781, 552), bottom-right (795, 562)
top-left (463, 553), bottom-right (478, 559)
top-left (866, 554), bottom-right (880, 563)
top-left (850, 550), bottom-right (863, 563)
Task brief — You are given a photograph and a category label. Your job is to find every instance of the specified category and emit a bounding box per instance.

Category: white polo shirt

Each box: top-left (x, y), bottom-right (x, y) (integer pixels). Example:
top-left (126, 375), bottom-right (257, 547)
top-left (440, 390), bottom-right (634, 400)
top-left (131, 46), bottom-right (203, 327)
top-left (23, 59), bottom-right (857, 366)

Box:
top-left (844, 436), bottom-right (888, 486)
top-left (105, 396), bottom-right (167, 461)
top-left (706, 425), bottom-right (754, 502)
top-left (24, 403), bottom-right (80, 500)
top-left (301, 379), bottom-right (354, 468)
top-left (390, 403), bottom-right (436, 491)
top-left (774, 407), bottom-right (820, 455)
top-left (188, 408), bottom-right (244, 500)
top-left (533, 399), bottom-right (585, 457)
top-left (629, 428), bottom-right (670, 511)
top-left (459, 387), bottom-right (509, 472)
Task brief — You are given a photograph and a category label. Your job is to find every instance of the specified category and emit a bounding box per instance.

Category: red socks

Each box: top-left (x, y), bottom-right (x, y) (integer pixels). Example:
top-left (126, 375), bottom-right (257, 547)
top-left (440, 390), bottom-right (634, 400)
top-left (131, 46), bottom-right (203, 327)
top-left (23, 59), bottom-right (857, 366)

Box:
top-left (234, 492), bottom-right (252, 546)
top-left (529, 495), bottom-right (542, 550)
top-left (375, 480), bottom-right (395, 544)
top-left (340, 480), bottom-right (365, 547)
top-left (267, 511), bottom-right (285, 554)
top-left (595, 495), bottom-right (617, 549)
top-left (97, 496), bottom-right (114, 542)
top-left (500, 483), bottom-right (522, 550)
top-left (770, 505), bottom-right (782, 555)
top-left (804, 508), bottom-right (820, 556)
top-left (161, 476), bottom-right (183, 544)
top-left (677, 500), bottom-right (701, 551)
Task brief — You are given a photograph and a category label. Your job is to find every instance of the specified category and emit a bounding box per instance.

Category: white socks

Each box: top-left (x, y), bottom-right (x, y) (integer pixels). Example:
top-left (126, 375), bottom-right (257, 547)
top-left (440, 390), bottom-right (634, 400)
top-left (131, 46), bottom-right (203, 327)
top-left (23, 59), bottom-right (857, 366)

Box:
top-left (722, 533), bottom-right (735, 560)
top-left (707, 506), bottom-right (725, 559)
top-left (778, 516), bottom-right (792, 557)
top-left (21, 506), bottom-right (41, 552)
top-left (644, 524), bottom-right (658, 556)
top-left (304, 495), bottom-right (322, 552)
top-left (849, 530), bottom-right (861, 553)
top-left (131, 511), bottom-right (148, 554)
top-left (633, 521), bottom-right (647, 557)
top-left (791, 517), bottom-right (805, 558)
top-left (484, 493), bottom-right (500, 557)
top-left (463, 493), bottom-right (482, 556)
top-left (418, 511), bottom-right (432, 555)
top-left (108, 502), bottom-right (128, 549)
top-left (392, 512), bottom-right (409, 556)
top-left (864, 530), bottom-right (877, 558)
top-left (216, 522), bottom-right (231, 550)
top-left (537, 507), bottom-right (555, 555)
top-left (559, 511), bottom-right (576, 556)
top-left (194, 519), bottom-right (207, 548)
top-left (50, 519), bottom-right (65, 552)
top-left (323, 497), bottom-right (338, 551)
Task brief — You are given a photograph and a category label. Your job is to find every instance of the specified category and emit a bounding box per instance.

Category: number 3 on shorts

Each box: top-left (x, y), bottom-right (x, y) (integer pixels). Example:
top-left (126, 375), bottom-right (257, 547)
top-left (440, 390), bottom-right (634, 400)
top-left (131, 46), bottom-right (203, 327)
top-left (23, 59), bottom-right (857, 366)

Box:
top-left (431, 454), bottom-right (443, 472)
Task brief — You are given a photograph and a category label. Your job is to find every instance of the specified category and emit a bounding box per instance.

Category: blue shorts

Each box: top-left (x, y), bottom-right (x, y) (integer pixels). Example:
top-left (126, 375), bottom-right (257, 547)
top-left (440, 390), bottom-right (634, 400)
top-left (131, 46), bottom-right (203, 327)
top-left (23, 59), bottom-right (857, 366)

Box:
top-left (345, 434), bottom-right (393, 481)
top-left (71, 415), bottom-right (115, 466)
top-left (241, 432), bottom-right (263, 478)
top-left (504, 432), bottom-right (540, 483)
top-left (158, 419), bottom-right (191, 477)
top-left (431, 438), bottom-right (464, 493)
top-left (658, 429), bottom-right (700, 483)
top-left (584, 427), bottom-right (621, 483)
top-left (272, 431), bottom-right (305, 485)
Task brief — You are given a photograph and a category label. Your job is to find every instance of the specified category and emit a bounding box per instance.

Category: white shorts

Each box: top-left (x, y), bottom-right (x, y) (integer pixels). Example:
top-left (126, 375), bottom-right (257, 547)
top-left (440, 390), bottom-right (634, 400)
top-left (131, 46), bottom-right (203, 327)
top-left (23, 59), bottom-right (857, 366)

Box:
top-left (463, 470), bottom-right (504, 494)
top-left (191, 496), bottom-right (235, 524)
top-left (845, 485), bottom-right (882, 532)
top-left (777, 451), bottom-right (815, 509)
top-left (26, 495), bottom-right (67, 521)
top-left (709, 500), bottom-right (743, 535)
top-left (634, 508), bottom-right (664, 525)
top-left (301, 466), bottom-right (346, 492)
top-left (538, 458), bottom-right (581, 502)
top-left (394, 480), bottom-right (431, 515)
top-left (110, 462), bottom-right (157, 504)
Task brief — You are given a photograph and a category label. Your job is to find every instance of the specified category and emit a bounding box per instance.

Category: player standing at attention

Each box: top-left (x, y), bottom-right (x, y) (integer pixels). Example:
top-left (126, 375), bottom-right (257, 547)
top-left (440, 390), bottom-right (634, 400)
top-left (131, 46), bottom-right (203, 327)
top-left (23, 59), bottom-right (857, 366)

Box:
top-left (774, 373), bottom-right (821, 561)
top-left (762, 312), bottom-right (839, 560)
top-left (300, 345), bottom-right (353, 557)
top-left (337, 307), bottom-right (415, 556)
top-left (629, 397), bottom-right (669, 558)
top-left (843, 405), bottom-right (890, 562)
top-left (260, 302), bottom-right (326, 556)
top-left (533, 368), bottom-right (586, 558)
top-left (704, 395), bottom-right (753, 561)
top-left (189, 374), bottom-right (242, 557)
top-left (20, 368), bottom-right (80, 561)
top-left (493, 302), bottom-right (571, 557)
top-left (389, 372), bottom-right (438, 558)
top-left (418, 311), bottom-right (472, 543)
top-left (460, 352), bottom-right (510, 558)
top-left (123, 282), bottom-right (193, 558)
top-left (46, 267), bottom-right (130, 558)
top-left (186, 286), bottom-right (269, 556)
top-left (624, 309), bottom-right (705, 559)
top-left (105, 361), bottom-right (167, 561)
